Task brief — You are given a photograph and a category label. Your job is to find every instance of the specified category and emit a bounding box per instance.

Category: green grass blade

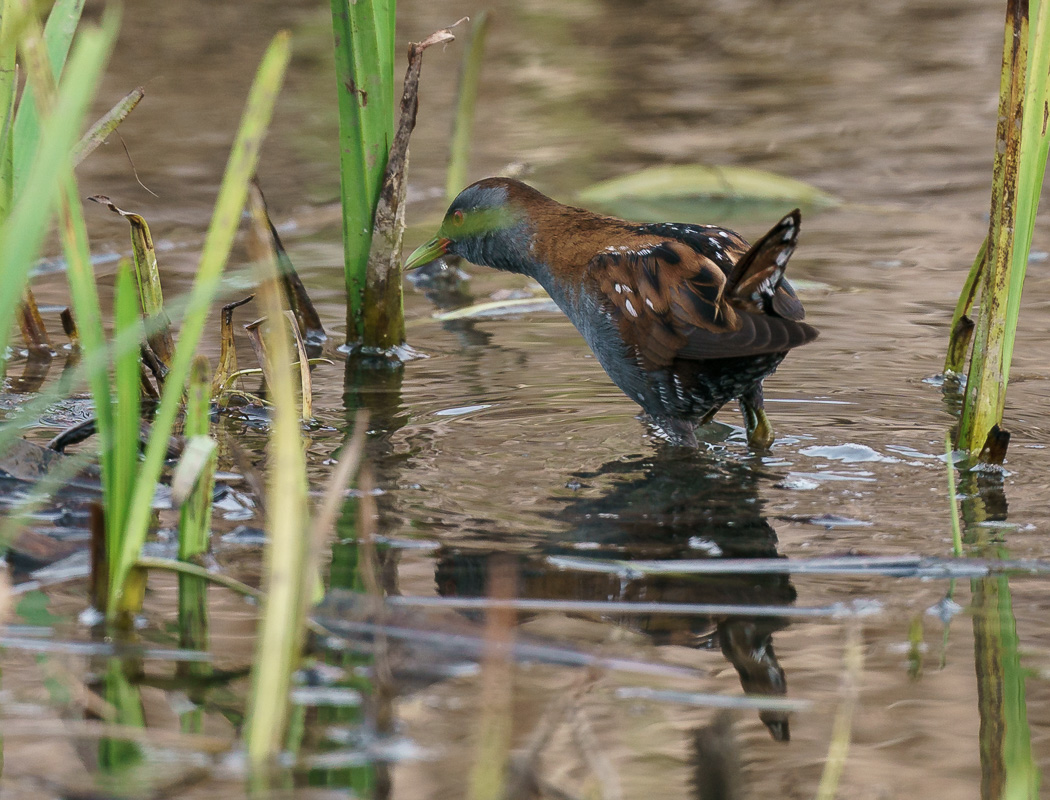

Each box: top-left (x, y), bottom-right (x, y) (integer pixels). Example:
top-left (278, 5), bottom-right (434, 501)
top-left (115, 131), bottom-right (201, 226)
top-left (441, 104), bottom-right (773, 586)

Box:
top-left (330, 0), bottom-right (395, 343)
top-left (97, 659), bottom-right (145, 772)
top-left (11, 0), bottom-right (85, 196)
top-left (60, 169), bottom-right (117, 551)
top-left (108, 31), bottom-right (292, 615)
top-left (111, 260), bottom-right (141, 553)
top-left (1002, 1), bottom-right (1050, 378)
top-left (177, 356), bottom-right (215, 561)
top-left (177, 356), bottom-right (215, 692)
top-left (446, 11), bottom-right (489, 200)
top-left (0, 0), bottom-right (16, 222)
top-left (0, 12), bottom-right (115, 378)
top-left (243, 273), bottom-right (310, 769)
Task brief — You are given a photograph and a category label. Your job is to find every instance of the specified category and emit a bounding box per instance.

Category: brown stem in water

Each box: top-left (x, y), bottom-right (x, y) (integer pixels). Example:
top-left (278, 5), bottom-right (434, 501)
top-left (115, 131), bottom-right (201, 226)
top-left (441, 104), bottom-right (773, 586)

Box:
top-left (362, 21), bottom-right (466, 353)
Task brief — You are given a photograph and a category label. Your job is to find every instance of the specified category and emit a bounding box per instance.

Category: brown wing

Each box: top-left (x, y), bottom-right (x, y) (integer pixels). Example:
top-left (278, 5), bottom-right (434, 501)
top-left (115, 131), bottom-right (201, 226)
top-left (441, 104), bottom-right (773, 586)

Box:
top-left (724, 209), bottom-right (806, 321)
top-left (585, 236), bottom-right (817, 370)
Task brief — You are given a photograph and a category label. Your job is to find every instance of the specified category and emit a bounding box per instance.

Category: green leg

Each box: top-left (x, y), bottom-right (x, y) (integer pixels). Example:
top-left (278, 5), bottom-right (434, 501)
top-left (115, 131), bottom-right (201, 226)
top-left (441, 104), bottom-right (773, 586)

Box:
top-left (740, 386), bottom-right (774, 449)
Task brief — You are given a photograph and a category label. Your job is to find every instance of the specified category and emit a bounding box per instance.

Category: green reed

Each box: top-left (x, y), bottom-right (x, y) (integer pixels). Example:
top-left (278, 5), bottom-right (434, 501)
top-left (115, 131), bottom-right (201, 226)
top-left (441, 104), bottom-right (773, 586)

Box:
top-left (0, 0), bottom-right (107, 379)
top-left (105, 33), bottom-right (291, 619)
top-left (330, 0), bottom-right (397, 346)
top-left (243, 246), bottom-right (311, 768)
top-left (954, 0), bottom-right (1050, 460)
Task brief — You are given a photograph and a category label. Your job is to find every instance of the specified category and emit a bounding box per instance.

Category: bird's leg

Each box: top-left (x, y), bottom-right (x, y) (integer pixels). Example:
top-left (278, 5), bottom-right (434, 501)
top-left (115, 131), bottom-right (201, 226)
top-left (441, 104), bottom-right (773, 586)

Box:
top-left (740, 386), bottom-right (774, 449)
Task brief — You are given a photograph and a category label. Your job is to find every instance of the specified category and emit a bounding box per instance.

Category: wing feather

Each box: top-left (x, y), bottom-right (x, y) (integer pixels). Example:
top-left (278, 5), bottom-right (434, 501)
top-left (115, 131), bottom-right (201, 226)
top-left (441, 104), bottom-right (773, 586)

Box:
top-left (584, 225), bottom-right (817, 370)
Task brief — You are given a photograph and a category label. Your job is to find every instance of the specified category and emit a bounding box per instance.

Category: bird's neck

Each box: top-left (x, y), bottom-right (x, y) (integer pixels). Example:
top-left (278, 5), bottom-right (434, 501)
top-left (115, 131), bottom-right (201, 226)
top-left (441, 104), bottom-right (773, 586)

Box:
top-left (507, 200), bottom-right (630, 284)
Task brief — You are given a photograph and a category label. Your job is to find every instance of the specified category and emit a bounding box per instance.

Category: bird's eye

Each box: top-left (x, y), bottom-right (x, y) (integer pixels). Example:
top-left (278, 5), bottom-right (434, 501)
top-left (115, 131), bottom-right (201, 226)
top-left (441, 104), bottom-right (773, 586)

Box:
top-left (452, 210), bottom-right (465, 226)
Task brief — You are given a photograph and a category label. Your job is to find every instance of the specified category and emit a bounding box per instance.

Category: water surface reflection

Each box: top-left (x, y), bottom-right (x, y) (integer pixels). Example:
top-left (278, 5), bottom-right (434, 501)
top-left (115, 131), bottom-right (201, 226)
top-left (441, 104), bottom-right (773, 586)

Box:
top-left (435, 449), bottom-right (796, 740)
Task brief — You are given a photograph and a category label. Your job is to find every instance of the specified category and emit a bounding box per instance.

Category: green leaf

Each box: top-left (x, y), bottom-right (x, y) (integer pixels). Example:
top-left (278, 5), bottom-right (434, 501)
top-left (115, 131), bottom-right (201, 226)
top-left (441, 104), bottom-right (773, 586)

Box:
top-left (577, 164), bottom-right (839, 222)
top-left (11, 0), bottom-right (86, 196)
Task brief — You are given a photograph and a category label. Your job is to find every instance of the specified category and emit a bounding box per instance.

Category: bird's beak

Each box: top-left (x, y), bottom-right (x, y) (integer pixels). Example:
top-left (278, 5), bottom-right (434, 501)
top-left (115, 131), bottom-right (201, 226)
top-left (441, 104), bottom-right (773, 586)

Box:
top-left (404, 236), bottom-right (452, 271)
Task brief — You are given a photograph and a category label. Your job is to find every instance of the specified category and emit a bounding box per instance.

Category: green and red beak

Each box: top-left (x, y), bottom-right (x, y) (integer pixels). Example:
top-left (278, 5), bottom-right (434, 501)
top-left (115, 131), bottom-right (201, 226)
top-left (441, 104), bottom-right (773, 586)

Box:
top-left (404, 236), bottom-right (452, 271)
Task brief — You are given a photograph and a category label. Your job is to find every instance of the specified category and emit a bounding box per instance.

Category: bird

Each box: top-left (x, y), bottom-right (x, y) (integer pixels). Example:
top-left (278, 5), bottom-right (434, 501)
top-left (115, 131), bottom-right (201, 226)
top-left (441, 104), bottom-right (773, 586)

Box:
top-left (404, 178), bottom-right (818, 448)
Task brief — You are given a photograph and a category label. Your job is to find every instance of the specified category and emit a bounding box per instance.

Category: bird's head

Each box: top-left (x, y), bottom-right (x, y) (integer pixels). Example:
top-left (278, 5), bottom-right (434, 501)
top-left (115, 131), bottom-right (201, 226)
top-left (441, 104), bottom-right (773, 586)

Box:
top-left (404, 178), bottom-right (535, 273)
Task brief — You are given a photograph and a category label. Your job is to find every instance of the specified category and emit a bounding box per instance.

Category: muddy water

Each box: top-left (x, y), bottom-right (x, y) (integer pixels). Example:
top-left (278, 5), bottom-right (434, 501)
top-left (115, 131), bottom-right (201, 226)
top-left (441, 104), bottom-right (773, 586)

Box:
top-left (4, 0), bottom-right (1050, 797)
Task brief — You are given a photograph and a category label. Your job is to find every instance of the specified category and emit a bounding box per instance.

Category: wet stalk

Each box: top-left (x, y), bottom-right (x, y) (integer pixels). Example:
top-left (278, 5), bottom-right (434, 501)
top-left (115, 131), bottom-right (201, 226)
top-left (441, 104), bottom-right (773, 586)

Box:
top-left (956, 0), bottom-right (1050, 459)
top-left (0, 0), bottom-right (16, 224)
top-left (957, 469), bottom-right (1041, 798)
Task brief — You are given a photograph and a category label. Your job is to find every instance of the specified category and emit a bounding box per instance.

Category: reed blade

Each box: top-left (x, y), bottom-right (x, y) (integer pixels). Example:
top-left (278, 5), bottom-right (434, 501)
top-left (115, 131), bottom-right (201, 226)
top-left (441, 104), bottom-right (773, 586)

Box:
top-left (109, 31), bottom-right (291, 615)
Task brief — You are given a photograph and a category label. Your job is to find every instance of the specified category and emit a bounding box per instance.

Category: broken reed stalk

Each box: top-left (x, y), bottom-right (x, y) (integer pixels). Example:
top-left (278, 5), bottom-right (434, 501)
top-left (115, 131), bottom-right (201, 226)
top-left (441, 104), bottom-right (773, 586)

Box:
top-left (18, 286), bottom-right (53, 355)
top-left (445, 11), bottom-right (489, 201)
top-left (943, 237), bottom-right (985, 374)
top-left (330, 0), bottom-right (396, 345)
top-left (211, 296), bottom-right (253, 398)
top-left (246, 180), bottom-right (327, 348)
top-left (284, 311), bottom-right (313, 419)
top-left (90, 195), bottom-right (175, 367)
top-left (363, 25), bottom-right (461, 353)
top-left (955, 0), bottom-right (1050, 460)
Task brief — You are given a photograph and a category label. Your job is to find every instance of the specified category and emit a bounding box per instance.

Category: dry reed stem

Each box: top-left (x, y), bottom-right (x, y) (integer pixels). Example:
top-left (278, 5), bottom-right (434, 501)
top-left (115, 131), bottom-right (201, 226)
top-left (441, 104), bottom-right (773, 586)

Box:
top-left (815, 618), bottom-right (863, 800)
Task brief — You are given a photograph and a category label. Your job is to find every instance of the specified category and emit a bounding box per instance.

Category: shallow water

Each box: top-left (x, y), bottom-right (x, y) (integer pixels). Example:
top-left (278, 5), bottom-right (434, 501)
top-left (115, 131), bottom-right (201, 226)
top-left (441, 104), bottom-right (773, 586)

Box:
top-left (4, 0), bottom-right (1050, 797)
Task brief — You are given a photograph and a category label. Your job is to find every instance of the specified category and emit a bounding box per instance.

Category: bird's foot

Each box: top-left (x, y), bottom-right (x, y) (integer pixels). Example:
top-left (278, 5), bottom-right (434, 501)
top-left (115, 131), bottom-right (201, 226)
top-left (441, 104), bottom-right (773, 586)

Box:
top-left (740, 394), bottom-right (774, 449)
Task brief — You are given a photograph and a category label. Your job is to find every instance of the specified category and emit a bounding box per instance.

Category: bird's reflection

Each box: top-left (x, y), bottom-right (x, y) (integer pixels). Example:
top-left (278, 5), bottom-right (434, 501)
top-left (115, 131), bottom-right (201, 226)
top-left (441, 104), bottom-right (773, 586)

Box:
top-left (434, 446), bottom-right (796, 741)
